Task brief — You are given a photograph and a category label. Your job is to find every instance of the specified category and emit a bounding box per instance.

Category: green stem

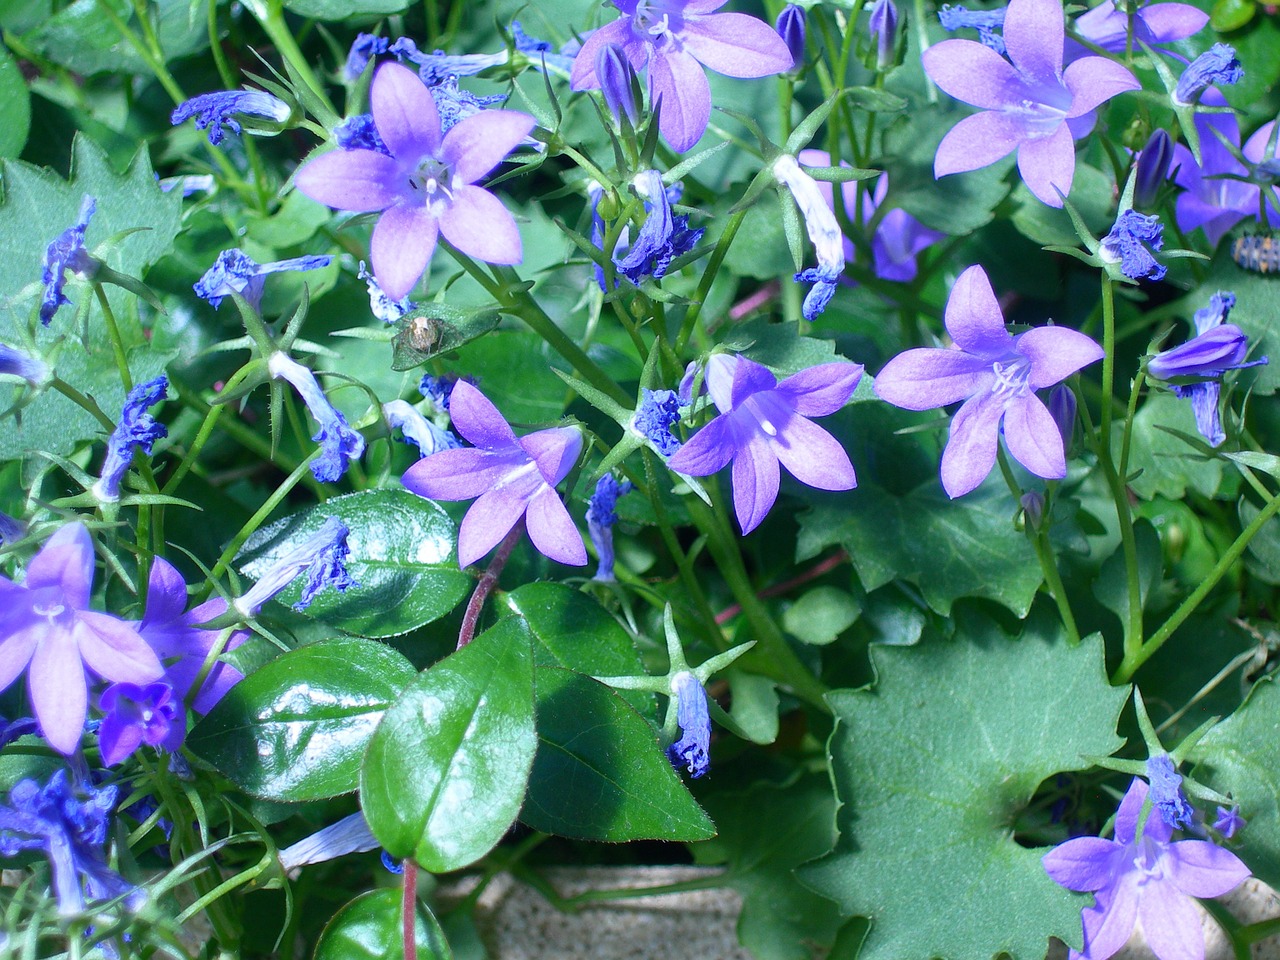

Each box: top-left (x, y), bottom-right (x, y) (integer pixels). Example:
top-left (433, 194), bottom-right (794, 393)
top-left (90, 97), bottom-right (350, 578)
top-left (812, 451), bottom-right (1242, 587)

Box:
top-left (209, 455), bottom-right (316, 583)
top-left (250, 0), bottom-right (335, 116)
top-left (1033, 524), bottom-right (1081, 646)
top-left (92, 284), bottom-right (134, 393)
top-left (676, 207), bottom-right (746, 354)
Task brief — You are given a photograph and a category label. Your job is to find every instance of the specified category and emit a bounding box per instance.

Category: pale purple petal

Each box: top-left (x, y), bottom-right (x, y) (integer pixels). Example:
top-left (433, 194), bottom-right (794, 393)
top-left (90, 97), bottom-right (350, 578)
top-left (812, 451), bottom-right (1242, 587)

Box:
top-left (685, 0), bottom-right (731, 13)
top-left (28, 628), bottom-right (87, 754)
top-left (1016, 123), bottom-right (1076, 207)
top-left (524, 486), bottom-right (588, 566)
top-left (1064, 57), bottom-right (1140, 118)
top-left (518, 426), bottom-right (582, 486)
top-left (731, 435), bottom-right (780, 533)
top-left (730, 356), bottom-right (778, 408)
top-left (25, 523), bottom-right (95, 608)
top-left (1142, 3), bottom-right (1209, 42)
top-left (371, 62), bottom-right (441, 160)
top-left (680, 12), bottom-right (795, 78)
top-left (776, 362), bottom-right (864, 416)
top-left (873, 349), bottom-right (994, 411)
top-left (441, 111), bottom-right (537, 185)
top-left (371, 204), bottom-right (438, 301)
top-left (705, 353), bottom-right (739, 414)
top-left (402, 448), bottom-right (520, 500)
top-left (447, 379), bottom-right (518, 449)
top-left (73, 613), bottom-right (163, 683)
top-left (934, 111), bottom-right (1024, 177)
top-left (457, 488), bottom-right (530, 568)
top-left (666, 415), bottom-right (739, 476)
top-left (922, 39), bottom-right (1027, 109)
top-left (1165, 841), bottom-right (1252, 898)
top-left (439, 185), bottom-right (522, 265)
top-left (141, 557), bottom-right (188, 626)
top-left (1138, 886), bottom-right (1204, 960)
top-left (569, 19), bottom-right (637, 90)
top-left (940, 391), bottom-right (1004, 498)
top-left (648, 48), bottom-right (712, 153)
top-left (1082, 879), bottom-right (1140, 960)
top-left (771, 415), bottom-right (856, 491)
top-left (1002, 0), bottom-right (1063, 86)
top-left (295, 149), bottom-right (402, 213)
top-left (1041, 837), bottom-right (1124, 891)
top-left (945, 264), bottom-right (1014, 356)
top-left (0, 623), bottom-right (39, 692)
top-left (1176, 193), bottom-right (1247, 247)
top-left (1019, 327), bottom-right (1105, 388)
top-left (1002, 394), bottom-right (1066, 479)
top-left (1114, 778), bottom-right (1148, 844)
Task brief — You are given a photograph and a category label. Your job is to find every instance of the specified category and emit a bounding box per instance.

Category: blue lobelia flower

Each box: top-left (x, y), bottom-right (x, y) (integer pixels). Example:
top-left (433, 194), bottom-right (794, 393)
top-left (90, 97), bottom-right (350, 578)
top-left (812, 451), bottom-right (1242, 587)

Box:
top-left (195, 249), bottom-right (332, 311)
top-left (382, 399), bottom-right (460, 458)
top-left (773, 154), bottom-right (846, 320)
top-left (1145, 754), bottom-right (1195, 830)
top-left (613, 170), bottom-right (704, 285)
top-left (171, 89), bottom-right (291, 145)
top-left (40, 195), bottom-right (98, 326)
top-left (268, 352), bottom-right (367, 483)
top-left (97, 681), bottom-right (184, 766)
top-left (0, 769), bottom-right (145, 915)
top-left (666, 671), bottom-right (711, 778)
top-left (1173, 43), bottom-right (1243, 106)
top-left (668, 353), bottom-right (862, 533)
top-left (235, 516), bottom-right (358, 617)
top-left (1099, 209), bottom-right (1167, 281)
top-left (937, 3), bottom-right (1006, 54)
top-left (420, 374), bottom-right (461, 411)
top-left (586, 474), bottom-right (633, 582)
top-left (359, 261), bottom-right (416, 322)
top-left (345, 33), bottom-right (389, 80)
top-left (632, 388), bottom-right (683, 456)
top-left (1044, 778), bottom-right (1250, 960)
top-left (93, 375), bottom-right (168, 503)
top-left (1214, 805), bottom-right (1246, 839)
top-left (0, 343), bottom-right (49, 386)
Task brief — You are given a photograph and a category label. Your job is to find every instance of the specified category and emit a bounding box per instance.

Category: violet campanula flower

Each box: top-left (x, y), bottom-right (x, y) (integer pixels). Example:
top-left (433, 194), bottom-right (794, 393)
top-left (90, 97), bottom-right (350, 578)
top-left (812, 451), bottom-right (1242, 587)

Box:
top-left (40, 195), bottom-right (98, 326)
top-left (1067, 0), bottom-right (1207, 60)
top-left (874, 265), bottom-right (1104, 498)
top-left (666, 670), bottom-right (711, 778)
top-left (1174, 44), bottom-right (1243, 106)
top-left (235, 515), bottom-right (357, 617)
top-left (1145, 755), bottom-right (1194, 830)
top-left (938, 4), bottom-right (1006, 55)
top-left (869, 0), bottom-right (898, 69)
top-left (776, 5), bottom-right (807, 72)
top-left (570, 0), bottom-right (794, 153)
top-left (773, 154), bottom-right (846, 320)
top-left (0, 344), bottom-right (49, 386)
top-left (667, 354), bottom-right (862, 534)
top-left (401, 380), bottom-right (586, 568)
top-left (614, 170), bottom-right (704, 285)
top-left (0, 769), bottom-right (144, 915)
top-left (1043, 778), bottom-right (1250, 960)
top-left (587, 474), bottom-right (633, 581)
top-left (346, 33), bottom-right (389, 80)
top-left (194, 249), bottom-right (332, 311)
top-left (1214, 806), bottom-right (1245, 839)
top-left (1170, 90), bottom-right (1280, 245)
top-left (92, 375), bottom-right (168, 503)
top-left (97, 682), bottom-right (183, 766)
top-left (359, 261), bottom-right (416, 322)
top-left (296, 62), bottom-right (535, 301)
top-left (1099, 210), bottom-right (1167, 281)
top-left (268, 352), bottom-right (367, 483)
top-left (382, 399), bottom-right (460, 458)
top-left (923, 0), bottom-right (1139, 207)
top-left (171, 89), bottom-right (291, 146)
top-left (597, 44), bottom-right (642, 126)
top-left (633, 388), bottom-right (683, 455)
top-left (0, 523), bottom-right (163, 754)
top-left (335, 114), bottom-right (391, 155)
top-left (1134, 129), bottom-right (1174, 209)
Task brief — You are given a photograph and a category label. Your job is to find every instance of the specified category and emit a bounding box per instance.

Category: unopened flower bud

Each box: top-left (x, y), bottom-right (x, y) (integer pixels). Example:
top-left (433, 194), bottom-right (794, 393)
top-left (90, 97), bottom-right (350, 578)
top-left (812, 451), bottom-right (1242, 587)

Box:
top-left (1020, 490), bottom-right (1044, 530)
top-left (1134, 129), bottom-right (1173, 209)
top-left (597, 43), bottom-right (640, 127)
top-left (1173, 43), bottom-right (1242, 106)
top-left (869, 0), bottom-right (899, 70)
top-left (775, 4), bottom-right (806, 73)
top-left (1048, 384), bottom-right (1077, 452)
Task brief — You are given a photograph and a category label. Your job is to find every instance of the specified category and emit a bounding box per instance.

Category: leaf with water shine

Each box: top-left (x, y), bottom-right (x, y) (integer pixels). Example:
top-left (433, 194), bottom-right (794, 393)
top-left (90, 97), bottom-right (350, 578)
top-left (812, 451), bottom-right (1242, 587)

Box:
top-left (314, 890), bottom-right (452, 960)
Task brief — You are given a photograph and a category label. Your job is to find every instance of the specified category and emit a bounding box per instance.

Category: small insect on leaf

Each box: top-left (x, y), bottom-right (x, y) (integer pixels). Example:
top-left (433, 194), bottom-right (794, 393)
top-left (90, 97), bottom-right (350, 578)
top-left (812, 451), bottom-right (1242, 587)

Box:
top-left (1231, 234), bottom-right (1280, 274)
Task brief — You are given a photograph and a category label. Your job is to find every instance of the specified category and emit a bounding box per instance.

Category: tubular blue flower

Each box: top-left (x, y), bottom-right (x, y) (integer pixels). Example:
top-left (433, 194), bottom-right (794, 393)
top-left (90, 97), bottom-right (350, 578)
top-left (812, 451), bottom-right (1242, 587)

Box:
top-left (1043, 778), bottom-right (1250, 960)
top-left (874, 265), bottom-right (1104, 498)
top-left (1214, 806), bottom-right (1245, 839)
top-left (668, 354), bottom-right (862, 534)
top-left (1171, 90), bottom-right (1280, 245)
top-left (335, 114), bottom-right (391, 155)
top-left (938, 4), bottom-right (1006, 54)
top-left (235, 516), bottom-right (357, 617)
top-left (420, 374), bottom-right (461, 410)
top-left (1134, 129), bottom-right (1174, 209)
top-left (0, 344), bottom-right (49, 386)
top-left (0, 511), bottom-right (24, 546)
top-left (345, 33), bottom-right (389, 80)
top-left (776, 5), bottom-right (807, 72)
top-left (40, 195), bottom-right (98, 326)
top-left (1067, 0), bottom-right (1207, 60)
top-left (923, 0), bottom-right (1139, 207)
top-left (1099, 209), bottom-right (1167, 281)
top-left (1174, 43), bottom-right (1243, 106)
top-left (278, 811), bottom-right (380, 873)
top-left (194, 249), bottom-right (332, 311)
top-left (382, 399), bottom-right (460, 458)
top-left (1145, 755), bottom-right (1195, 830)
top-left (92, 375), bottom-right (168, 503)
top-left (1020, 489), bottom-right (1045, 528)
top-left (587, 474), bottom-right (634, 581)
top-left (1048, 383), bottom-right (1077, 449)
top-left (666, 670), bottom-right (711, 778)
top-left (170, 90), bottom-right (291, 145)
top-left (597, 43), bottom-right (642, 126)
top-left (430, 76), bottom-right (507, 135)
top-left (570, 0), bottom-right (794, 153)
top-left (633, 388), bottom-right (683, 455)
top-left (773, 154), bottom-right (846, 320)
top-left (614, 170), bottom-right (704, 284)
top-left (359, 261), bottom-right (416, 322)
top-left (401, 380), bottom-right (586, 567)
top-left (297, 63), bottom-right (535, 301)
top-left (0, 770), bottom-right (144, 916)
top-left (391, 37), bottom-right (508, 83)
top-left (869, 0), bottom-right (898, 69)
top-left (0, 523), bottom-right (163, 754)
top-left (97, 682), bottom-right (183, 766)
top-left (268, 352), bottom-right (367, 483)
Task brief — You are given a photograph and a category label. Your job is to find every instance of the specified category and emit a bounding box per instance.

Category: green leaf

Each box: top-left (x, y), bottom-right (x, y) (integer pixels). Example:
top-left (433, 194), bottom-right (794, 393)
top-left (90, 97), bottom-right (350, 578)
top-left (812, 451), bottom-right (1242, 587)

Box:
top-left (800, 623), bottom-right (1128, 960)
top-left (1010, 163), bottom-right (1113, 248)
top-left (390, 304), bottom-right (502, 371)
top-left (187, 637), bottom-right (416, 802)
top-left (1118, 393), bottom-right (1224, 499)
top-left (285, 0), bottom-right (410, 18)
top-left (1196, 251), bottom-right (1280, 396)
top-left (721, 316), bottom-right (840, 376)
top-left (1211, 0), bottom-right (1256, 31)
top-left (797, 481), bottom-right (1043, 617)
top-left (0, 45), bottom-right (30, 158)
top-left (782, 586), bottom-right (861, 646)
top-left (520, 667), bottom-right (715, 841)
top-left (1092, 518), bottom-right (1163, 631)
top-left (314, 890), bottom-right (452, 960)
top-left (237, 490), bottom-right (471, 638)
top-left (361, 617), bottom-right (537, 871)
top-left (22, 0), bottom-right (208, 75)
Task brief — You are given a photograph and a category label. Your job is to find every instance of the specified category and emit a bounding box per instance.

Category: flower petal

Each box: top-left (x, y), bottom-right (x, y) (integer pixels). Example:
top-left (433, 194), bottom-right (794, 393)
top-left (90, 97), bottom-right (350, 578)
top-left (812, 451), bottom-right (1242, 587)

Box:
top-left (776, 362), bottom-right (864, 416)
top-left (730, 355), bottom-right (778, 408)
top-left (448, 379), bottom-right (518, 449)
top-left (442, 111), bottom-right (537, 185)
top-left (1142, 3), bottom-right (1209, 42)
top-left (1016, 122), bottom-right (1076, 207)
top-left (524, 486), bottom-right (587, 566)
top-left (731, 436), bottom-right (780, 533)
top-left (667, 414), bottom-right (739, 476)
top-left (1114, 778), bottom-right (1149, 844)
top-left (940, 391), bottom-right (1004, 498)
top-left (74, 612), bottom-right (164, 683)
top-left (1082, 878), bottom-right (1141, 960)
top-left (1138, 885), bottom-right (1205, 960)
top-left (1002, 394), bottom-right (1066, 479)
top-left (946, 264), bottom-right (1014, 356)
top-left (402, 448), bottom-right (519, 500)
top-left (705, 353), bottom-right (739, 414)
top-left (1018, 326), bottom-right (1104, 388)
top-left (28, 627), bottom-right (87, 754)
top-left (648, 48), bottom-right (712, 153)
top-left (1063, 56), bottom-right (1140, 119)
top-left (439, 185), bottom-right (522, 266)
top-left (680, 12), bottom-right (795, 78)
top-left (26, 522), bottom-right (94, 608)
top-left (922, 39), bottom-right (1027, 109)
top-left (295, 149), bottom-right (402, 213)
top-left (934, 111), bottom-right (1024, 177)
top-left (1002, 0), bottom-right (1063, 87)
top-left (772, 415), bottom-right (856, 491)
top-left (1042, 837), bottom-right (1124, 891)
top-left (518, 426), bottom-right (583, 487)
top-left (370, 204), bottom-right (438, 301)
top-left (1166, 840), bottom-right (1252, 898)
top-left (371, 61), bottom-right (441, 160)
top-left (141, 557), bottom-right (189, 627)
top-left (873, 349), bottom-right (993, 411)
top-left (0, 620), bottom-right (39, 692)
top-left (569, 18), bottom-right (637, 90)
top-left (457, 488), bottom-right (529, 568)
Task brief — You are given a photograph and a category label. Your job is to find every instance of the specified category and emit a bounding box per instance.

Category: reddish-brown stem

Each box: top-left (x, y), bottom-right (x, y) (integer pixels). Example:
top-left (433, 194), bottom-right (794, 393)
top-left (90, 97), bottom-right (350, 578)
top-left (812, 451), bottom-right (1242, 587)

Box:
top-left (457, 524), bottom-right (523, 649)
top-left (714, 549), bottom-right (849, 625)
top-left (402, 858), bottom-right (418, 960)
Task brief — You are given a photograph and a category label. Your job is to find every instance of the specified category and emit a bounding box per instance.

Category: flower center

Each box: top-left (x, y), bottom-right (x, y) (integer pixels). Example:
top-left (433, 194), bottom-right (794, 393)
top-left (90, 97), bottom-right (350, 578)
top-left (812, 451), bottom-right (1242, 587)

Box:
top-left (1008, 93), bottom-right (1069, 138)
top-left (30, 586), bottom-right (69, 624)
top-left (408, 158), bottom-right (454, 211)
top-left (1132, 836), bottom-right (1167, 884)
top-left (990, 354), bottom-right (1032, 399)
top-left (633, 0), bottom-right (683, 46)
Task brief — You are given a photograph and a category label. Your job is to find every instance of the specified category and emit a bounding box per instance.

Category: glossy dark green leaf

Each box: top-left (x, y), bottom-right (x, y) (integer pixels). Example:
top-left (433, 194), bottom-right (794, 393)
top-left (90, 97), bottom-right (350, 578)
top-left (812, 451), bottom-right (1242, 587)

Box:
top-left (520, 667), bottom-right (715, 841)
top-left (237, 490), bottom-right (470, 638)
top-left (314, 890), bottom-right (451, 960)
top-left (188, 637), bottom-right (416, 802)
top-left (361, 617), bottom-right (537, 871)
top-left (390, 304), bottom-right (501, 371)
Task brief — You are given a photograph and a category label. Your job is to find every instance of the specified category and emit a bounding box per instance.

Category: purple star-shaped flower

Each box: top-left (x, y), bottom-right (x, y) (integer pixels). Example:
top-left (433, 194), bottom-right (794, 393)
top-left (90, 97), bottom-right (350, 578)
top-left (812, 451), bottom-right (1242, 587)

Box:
top-left (0, 523), bottom-right (163, 754)
top-left (570, 0), bottom-right (794, 153)
top-left (923, 0), bottom-right (1139, 207)
top-left (401, 380), bottom-right (586, 568)
top-left (1043, 777), bottom-right (1250, 960)
top-left (873, 265), bottom-right (1103, 498)
top-left (666, 354), bottom-right (862, 534)
top-left (1066, 0), bottom-right (1207, 61)
top-left (98, 681), bottom-right (184, 766)
top-left (296, 62), bottom-right (535, 301)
